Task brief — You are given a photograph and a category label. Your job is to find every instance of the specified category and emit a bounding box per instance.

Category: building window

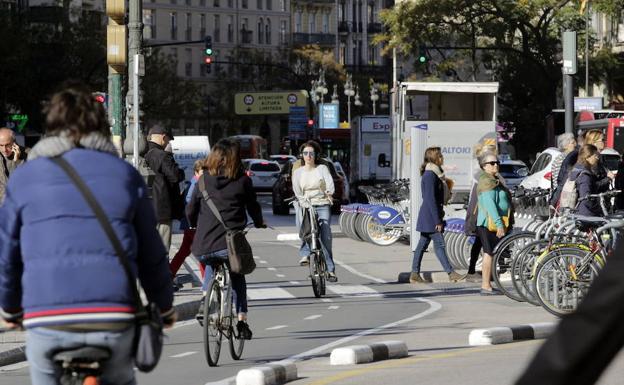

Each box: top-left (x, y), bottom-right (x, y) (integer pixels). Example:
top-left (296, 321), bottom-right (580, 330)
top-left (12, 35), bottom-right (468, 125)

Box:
top-left (339, 42), bottom-right (346, 65)
top-left (214, 15), bottom-right (221, 42)
top-left (185, 48), bottom-right (193, 77)
top-left (295, 11), bottom-right (302, 33)
top-left (228, 15), bottom-right (234, 42)
top-left (322, 13), bottom-right (329, 33)
top-left (279, 0), bottom-right (285, 11)
top-left (265, 18), bottom-right (271, 44)
top-left (185, 13), bottom-right (192, 40)
top-left (266, 0), bottom-right (272, 10)
top-left (200, 14), bottom-right (206, 38)
top-left (228, 0), bottom-right (233, 7)
top-left (308, 12), bottom-right (316, 33)
top-left (258, 18), bottom-right (264, 43)
top-left (257, 0), bottom-right (262, 9)
top-left (339, 1), bottom-right (345, 22)
top-left (280, 20), bottom-right (287, 44)
top-left (171, 47), bottom-right (178, 62)
top-left (170, 0), bottom-right (176, 4)
top-left (200, 0), bottom-right (205, 5)
top-left (143, 9), bottom-right (155, 39)
top-left (367, 2), bottom-right (374, 23)
top-left (214, 0), bottom-right (220, 6)
top-left (242, 0), bottom-right (248, 8)
top-left (368, 45), bottom-right (376, 65)
top-left (170, 12), bottom-right (178, 40)
top-left (185, 0), bottom-right (191, 5)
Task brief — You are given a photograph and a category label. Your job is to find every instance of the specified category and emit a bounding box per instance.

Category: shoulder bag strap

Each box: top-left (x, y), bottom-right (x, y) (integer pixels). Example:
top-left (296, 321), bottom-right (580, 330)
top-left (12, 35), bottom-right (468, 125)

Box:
top-left (196, 174), bottom-right (231, 231)
top-left (50, 156), bottom-right (146, 315)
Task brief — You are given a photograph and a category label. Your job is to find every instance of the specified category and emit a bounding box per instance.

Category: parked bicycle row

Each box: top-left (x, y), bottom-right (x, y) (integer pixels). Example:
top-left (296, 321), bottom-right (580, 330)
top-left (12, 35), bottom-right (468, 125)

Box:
top-left (339, 180), bottom-right (411, 246)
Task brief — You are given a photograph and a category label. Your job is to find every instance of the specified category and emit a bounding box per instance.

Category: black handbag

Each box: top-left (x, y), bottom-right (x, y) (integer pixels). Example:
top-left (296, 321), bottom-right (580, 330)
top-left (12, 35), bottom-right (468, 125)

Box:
top-left (51, 157), bottom-right (164, 373)
top-left (197, 175), bottom-right (256, 275)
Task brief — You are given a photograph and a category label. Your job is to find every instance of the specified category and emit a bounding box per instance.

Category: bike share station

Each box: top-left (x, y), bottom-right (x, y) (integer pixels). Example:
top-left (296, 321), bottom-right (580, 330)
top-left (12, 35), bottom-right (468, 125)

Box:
top-left (397, 82), bottom-right (499, 263)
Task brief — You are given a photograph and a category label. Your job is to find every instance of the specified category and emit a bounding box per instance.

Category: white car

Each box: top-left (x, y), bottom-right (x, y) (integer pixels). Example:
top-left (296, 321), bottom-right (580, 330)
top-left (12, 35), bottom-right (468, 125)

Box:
top-left (242, 159), bottom-right (281, 191)
top-left (519, 147), bottom-right (562, 190)
top-left (269, 155), bottom-right (297, 170)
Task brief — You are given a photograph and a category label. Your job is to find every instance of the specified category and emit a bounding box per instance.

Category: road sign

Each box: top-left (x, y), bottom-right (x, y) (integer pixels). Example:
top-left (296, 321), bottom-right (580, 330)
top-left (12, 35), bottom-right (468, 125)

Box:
top-left (319, 103), bottom-right (339, 129)
top-left (562, 31), bottom-right (577, 75)
top-left (235, 91), bottom-right (308, 115)
top-left (574, 97), bottom-right (603, 111)
top-left (289, 106), bottom-right (307, 139)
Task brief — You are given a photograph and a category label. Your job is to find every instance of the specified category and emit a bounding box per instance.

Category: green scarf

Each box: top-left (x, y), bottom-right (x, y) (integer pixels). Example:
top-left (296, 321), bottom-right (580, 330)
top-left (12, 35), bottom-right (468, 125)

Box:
top-left (477, 171), bottom-right (500, 194)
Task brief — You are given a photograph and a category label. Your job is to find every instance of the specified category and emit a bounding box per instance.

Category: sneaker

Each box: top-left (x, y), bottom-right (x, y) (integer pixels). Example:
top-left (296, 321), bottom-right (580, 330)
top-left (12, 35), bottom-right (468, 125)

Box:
top-left (409, 272), bottom-right (426, 284)
top-left (448, 271), bottom-right (465, 282)
top-left (465, 273), bottom-right (482, 283)
top-left (299, 256), bottom-right (310, 266)
top-left (195, 297), bottom-right (205, 326)
top-left (480, 288), bottom-right (502, 296)
top-left (236, 321), bottom-right (253, 340)
top-left (327, 272), bottom-right (338, 282)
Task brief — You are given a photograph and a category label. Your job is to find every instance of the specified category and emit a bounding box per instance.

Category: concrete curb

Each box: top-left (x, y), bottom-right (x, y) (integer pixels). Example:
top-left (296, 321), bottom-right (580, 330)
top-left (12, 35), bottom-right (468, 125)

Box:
top-left (469, 322), bottom-right (557, 345)
top-left (236, 360), bottom-right (298, 385)
top-left (397, 271), bottom-right (466, 283)
top-left (0, 298), bottom-right (202, 368)
top-left (330, 340), bottom-right (408, 365)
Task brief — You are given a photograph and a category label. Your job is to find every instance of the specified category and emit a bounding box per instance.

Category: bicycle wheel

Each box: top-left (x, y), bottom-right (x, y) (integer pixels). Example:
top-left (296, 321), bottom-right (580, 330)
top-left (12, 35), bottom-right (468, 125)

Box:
top-left (204, 279), bottom-right (222, 367)
top-left (309, 252), bottom-right (323, 298)
top-left (319, 252), bottom-right (327, 296)
top-left (366, 217), bottom-right (402, 246)
top-left (535, 248), bottom-right (601, 316)
top-left (228, 299), bottom-right (244, 360)
top-left (513, 240), bottom-right (550, 306)
top-left (491, 232), bottom-right (536, 302)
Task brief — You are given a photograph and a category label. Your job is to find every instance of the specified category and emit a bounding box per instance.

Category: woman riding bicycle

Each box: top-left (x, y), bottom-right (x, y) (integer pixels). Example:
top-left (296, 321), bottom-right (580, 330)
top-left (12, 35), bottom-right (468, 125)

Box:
top-left (292, 140), bottom-right (338, 282)
top-left (186, 139), bottom-right (265, 340)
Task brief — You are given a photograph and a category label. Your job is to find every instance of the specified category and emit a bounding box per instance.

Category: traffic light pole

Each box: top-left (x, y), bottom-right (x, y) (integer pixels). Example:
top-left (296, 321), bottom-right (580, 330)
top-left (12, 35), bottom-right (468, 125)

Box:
top-left (124, 0), bottom-right (143, 157)
top-left (108, 72), bottom-right (123, 154)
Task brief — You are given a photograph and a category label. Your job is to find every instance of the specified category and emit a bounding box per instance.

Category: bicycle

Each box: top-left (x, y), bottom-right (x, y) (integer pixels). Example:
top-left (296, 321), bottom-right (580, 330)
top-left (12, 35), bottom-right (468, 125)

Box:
top-left (202, 257), bottom-right (246, 367)
top-left (52, 346), bottom-right (111, 385)
top-left (289, 196), bottom-right (331, 298)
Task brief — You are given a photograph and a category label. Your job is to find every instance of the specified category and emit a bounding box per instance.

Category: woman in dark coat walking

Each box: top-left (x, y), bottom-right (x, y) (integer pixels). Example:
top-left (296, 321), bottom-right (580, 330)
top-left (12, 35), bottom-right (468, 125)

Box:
top-left (409, 147), bottom-right (463, 283)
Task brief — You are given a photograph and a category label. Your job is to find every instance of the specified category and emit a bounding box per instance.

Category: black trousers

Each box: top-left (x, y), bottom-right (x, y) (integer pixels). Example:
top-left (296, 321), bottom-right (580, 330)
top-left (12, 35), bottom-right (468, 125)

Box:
top-left (515, 240), bottom-right (624, 385)
top-left (468, 236), bottom-right (482, 274)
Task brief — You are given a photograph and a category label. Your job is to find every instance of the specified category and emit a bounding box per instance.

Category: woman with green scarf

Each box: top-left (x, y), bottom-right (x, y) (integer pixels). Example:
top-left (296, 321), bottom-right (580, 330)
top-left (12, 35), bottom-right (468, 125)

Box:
top-left (476, 153), bottom-right (513, 295)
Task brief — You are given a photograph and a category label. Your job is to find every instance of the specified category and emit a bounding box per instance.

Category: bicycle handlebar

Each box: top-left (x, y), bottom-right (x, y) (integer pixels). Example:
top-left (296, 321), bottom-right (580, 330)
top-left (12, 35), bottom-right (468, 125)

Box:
top-left (578, 189), bottom-right (621, 203)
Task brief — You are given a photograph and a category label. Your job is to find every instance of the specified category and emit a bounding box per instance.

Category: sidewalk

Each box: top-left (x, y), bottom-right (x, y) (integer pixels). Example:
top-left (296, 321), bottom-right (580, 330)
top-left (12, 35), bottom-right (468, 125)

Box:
top-left (0, 233), bottom-right (202, 367)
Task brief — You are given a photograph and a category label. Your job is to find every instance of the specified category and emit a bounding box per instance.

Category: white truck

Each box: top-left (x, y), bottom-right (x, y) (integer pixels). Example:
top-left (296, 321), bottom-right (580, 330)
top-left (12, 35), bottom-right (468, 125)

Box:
top-left (391, 82), bottom-right (499, 247)
top-left (170, 135), bottom-right (211, 182)
top-left (349, 115), bottom-right (392, 200)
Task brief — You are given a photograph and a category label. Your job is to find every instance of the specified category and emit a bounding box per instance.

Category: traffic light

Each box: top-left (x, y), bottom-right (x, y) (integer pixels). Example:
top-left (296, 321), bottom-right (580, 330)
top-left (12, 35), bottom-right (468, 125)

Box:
top-left (417, 45), bottom-right (427, 64)
top-left (204, 35), bottom-right (213, 73)
top-left (93, 92), bottom-right (106, 104)
top-left (307, 118), bottom-right (314, 127)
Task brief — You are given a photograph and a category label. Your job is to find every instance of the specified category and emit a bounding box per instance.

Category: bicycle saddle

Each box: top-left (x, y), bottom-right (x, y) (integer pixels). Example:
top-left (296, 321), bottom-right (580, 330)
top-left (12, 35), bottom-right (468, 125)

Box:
top-left (535, 215), bottom-right (550, 222)
top-left (575, 217), bottom-right (608, 231)
top-left (52, 346), bottom-right (111, 363)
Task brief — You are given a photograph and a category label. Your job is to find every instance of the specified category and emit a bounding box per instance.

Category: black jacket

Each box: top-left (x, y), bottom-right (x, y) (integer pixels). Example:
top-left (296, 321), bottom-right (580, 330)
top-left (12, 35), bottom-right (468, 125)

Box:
top-left (144, 141), bottom-right (185, 222)
top-left (187, 173), bottom-right (263, 256)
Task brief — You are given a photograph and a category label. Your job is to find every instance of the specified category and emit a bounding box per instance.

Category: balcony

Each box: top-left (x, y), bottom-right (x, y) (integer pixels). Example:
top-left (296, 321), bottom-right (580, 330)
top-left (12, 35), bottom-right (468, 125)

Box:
top-left (241, 29), bottom-right (253, 44)
top-left (367, 22), bottom-right (382, 34)
top-left (293, 32), bottom-right (335, 46)
top-left (338, 21), bottom-right (349, 34)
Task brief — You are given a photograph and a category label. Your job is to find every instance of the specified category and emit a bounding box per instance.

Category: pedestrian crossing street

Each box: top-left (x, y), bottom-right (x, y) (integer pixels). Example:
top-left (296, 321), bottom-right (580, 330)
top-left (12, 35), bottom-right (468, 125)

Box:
top-left (246, 283), bottom-right (383, 300)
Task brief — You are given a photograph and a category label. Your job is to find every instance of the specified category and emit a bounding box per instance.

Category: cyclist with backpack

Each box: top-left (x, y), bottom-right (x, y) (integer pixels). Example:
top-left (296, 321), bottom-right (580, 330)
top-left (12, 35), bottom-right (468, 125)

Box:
top-left (562, 144), bottom-right (602, 216)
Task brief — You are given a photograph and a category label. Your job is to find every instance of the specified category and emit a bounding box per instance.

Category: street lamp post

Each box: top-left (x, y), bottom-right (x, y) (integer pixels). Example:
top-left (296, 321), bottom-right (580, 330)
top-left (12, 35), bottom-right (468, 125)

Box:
top-left (310, 68), bottom-right (328, 138)
top-left (370, 84), bottom-right (379, 115)
top-left (354, 85), bottom-right (363, 109)
top-left (344, 73), bottom-right (355, 125)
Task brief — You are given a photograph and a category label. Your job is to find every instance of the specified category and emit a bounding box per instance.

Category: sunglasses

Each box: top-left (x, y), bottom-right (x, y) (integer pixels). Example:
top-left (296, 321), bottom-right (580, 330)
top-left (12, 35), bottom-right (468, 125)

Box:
top-left (302, 151), bottom-right (315, 156)
top-left (484, 161), bottom-right (500, 166)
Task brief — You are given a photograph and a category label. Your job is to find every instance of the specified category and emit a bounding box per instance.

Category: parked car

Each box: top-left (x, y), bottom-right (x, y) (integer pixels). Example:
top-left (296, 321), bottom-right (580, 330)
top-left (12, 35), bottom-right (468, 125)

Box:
top-left (498, 159), bottom-right (529, 189)
top-left (519, 147), bottom-right (562, 190)
top-left (242, 159), bottom-right (281, 191)
top-left (269, 154), bottom-right (297, 170)
top-left (272, 159), bottom-right (345, 215)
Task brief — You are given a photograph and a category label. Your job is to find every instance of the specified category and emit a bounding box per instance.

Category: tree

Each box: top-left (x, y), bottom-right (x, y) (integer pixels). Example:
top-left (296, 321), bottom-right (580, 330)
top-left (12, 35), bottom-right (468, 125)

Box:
top-left (377, 0), bottom-right (624, 160)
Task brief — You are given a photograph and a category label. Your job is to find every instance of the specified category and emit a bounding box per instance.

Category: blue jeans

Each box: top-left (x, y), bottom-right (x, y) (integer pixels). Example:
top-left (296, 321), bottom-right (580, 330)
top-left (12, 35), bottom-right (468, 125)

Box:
top-left (294, 201), bottom-right (311, 258)
top-left (26, 326), bottom-right (135, 385)
top-left (299, 204), bottom-right (335, 273)
top-left (197, 249), bottom-right (248, 314)
top-left (411, 231), bottom-right (453, 273)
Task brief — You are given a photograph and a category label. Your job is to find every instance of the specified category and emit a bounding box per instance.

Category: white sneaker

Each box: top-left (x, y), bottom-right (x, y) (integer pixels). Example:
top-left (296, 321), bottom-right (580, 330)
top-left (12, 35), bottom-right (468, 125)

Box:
top-left (299, 256), bottom-right (310, 266)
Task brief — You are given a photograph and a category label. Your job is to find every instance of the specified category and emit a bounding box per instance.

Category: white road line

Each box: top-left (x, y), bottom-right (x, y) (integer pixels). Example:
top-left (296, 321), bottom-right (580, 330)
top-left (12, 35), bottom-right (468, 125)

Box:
top-left (171, 319), bottom-right (198, 330)
top-left (253, 256), bottom-right (260, 260)
top-left (267, 267), bottom-right (277, 271)
top-left (276, 274), bottom-right (286, 278)
top-left (304, 314), bottom-right (322, 320)
top-left (289, 281), bottom-right (301, 285)
top-left (266, 325), bottom-right (288, 330)
top-left (333, 258), bottom-right (386, 284)
top-left (259, 260), bottom-right (268, 264)
top-left (327, 285), bottom-right (382, 298)
top-left (247, 287), bottom-right (296, 300)
top-left (170, 351), bottom-right (197, 358)
top-left (0, 361), bottom-right (29, 371)
top-left (204, 255), bottom-right (443, 385)
top-left (328, 305), bottom-right (340, 310)
top-left (321, 298), bottom-right (333, 303)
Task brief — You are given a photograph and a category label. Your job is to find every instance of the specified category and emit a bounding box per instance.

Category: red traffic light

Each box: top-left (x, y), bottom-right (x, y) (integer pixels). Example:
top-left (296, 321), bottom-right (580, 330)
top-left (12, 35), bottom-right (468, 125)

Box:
top-left (307, 119), bottom-right (314, 126)
top-left (92, 93), bottom-right (106, 104)
top-left (204, 57), bottom-right (212, 64)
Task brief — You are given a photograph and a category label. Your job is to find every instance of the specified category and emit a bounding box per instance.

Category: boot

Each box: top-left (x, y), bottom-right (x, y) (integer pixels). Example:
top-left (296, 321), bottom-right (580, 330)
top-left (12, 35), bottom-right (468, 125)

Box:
top-left (409, 272), bottom-right (426, 284)
top-left (448, 271), bottom-right (465, 282)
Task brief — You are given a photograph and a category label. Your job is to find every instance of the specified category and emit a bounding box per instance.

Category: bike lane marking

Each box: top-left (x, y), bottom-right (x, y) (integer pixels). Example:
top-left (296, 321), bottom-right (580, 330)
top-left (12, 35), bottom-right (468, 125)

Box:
top-left (266, 325), bottom-right (289, 330)
top-left (304, 315), bottom-right (323, 320)
top-left (170, 351), bottom-right (197, 358)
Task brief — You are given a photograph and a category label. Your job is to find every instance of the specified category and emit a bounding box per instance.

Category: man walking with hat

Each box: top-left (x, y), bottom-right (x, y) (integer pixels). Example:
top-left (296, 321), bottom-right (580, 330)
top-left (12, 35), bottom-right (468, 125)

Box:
top-left (144, 125), bottom-right (185, 252)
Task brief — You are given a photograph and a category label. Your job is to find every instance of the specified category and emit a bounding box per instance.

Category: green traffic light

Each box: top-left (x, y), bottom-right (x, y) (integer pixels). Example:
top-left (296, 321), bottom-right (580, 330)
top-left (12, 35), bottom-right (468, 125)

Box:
top-left (205, 48), bottom-right (213, 55)
top-left (419, 56), bottom-right (426, 63)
